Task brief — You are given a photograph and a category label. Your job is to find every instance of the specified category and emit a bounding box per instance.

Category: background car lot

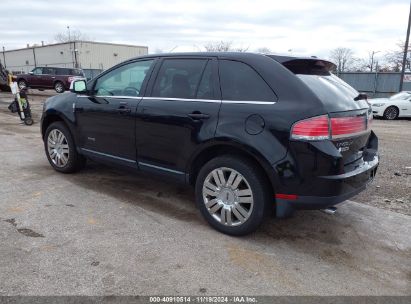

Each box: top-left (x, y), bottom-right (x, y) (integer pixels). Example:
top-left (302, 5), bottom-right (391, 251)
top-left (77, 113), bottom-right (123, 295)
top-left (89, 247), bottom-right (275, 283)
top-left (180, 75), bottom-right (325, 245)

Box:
top-left (0, 90), bottom-right (410, 295)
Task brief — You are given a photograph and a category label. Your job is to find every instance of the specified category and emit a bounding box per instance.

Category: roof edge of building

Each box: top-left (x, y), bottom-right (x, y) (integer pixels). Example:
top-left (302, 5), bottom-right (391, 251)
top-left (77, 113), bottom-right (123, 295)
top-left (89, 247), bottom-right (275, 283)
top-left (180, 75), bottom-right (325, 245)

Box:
top-left (3, 40), bottom-right (148, 52)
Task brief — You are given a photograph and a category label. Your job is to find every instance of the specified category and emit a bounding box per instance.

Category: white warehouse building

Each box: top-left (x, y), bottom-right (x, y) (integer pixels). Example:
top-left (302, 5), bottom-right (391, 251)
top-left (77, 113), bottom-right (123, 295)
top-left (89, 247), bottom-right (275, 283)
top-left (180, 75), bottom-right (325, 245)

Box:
top-left (1, 41), bottom-right (148, 79)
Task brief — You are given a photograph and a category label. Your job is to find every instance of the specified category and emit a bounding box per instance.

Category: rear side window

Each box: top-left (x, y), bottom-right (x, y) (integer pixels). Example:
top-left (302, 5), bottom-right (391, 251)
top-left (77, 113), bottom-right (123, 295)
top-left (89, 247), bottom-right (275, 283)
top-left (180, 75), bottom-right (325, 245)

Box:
top-left (219, 60), bottom-right (276, 102)
top-left (55, 68), bottom-right (70, 75)
top-left (152, 59), bottom-right (208, 99)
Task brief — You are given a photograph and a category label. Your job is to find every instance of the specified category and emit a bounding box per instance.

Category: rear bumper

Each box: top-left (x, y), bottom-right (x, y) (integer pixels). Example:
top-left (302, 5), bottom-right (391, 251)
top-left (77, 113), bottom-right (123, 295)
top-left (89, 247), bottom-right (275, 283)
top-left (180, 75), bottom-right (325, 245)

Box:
top-left (275, 155), bottom-right (378, 218)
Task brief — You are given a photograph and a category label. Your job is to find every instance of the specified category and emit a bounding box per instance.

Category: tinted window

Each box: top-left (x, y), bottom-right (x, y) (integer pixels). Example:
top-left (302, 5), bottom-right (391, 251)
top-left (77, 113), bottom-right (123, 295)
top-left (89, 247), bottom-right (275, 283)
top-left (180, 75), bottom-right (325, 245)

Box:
top-left (32, 67), bottom-right (42, 75)
top-left (94, 60), bottom-right (154, 97)
top-left (219, 60), bottom-right (276, 102)
top-left (196, 61), bottom-right (214, 99)
top-left (43, 67), bottom-right (55, 75)
top-left (55, 68), bottom-right (70, 75)
top-left (152, 59), bottom-right (208, 99)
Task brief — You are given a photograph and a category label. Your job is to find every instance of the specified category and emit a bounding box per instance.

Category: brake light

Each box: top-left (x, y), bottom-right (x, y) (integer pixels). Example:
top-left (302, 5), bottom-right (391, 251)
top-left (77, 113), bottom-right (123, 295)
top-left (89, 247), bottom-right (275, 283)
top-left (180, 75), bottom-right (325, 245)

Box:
top-left (291, 114), bottom-right (369, 140)
top-left (291, 115), bottom-right (329, 140)
top-left (330, 116), bottom-right (366, 137)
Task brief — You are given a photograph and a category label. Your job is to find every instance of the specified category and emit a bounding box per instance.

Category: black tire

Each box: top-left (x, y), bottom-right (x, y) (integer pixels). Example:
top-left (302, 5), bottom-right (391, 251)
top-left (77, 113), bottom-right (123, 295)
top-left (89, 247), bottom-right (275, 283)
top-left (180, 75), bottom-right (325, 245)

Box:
top-left (54, 81), bottom-right (65, 93)
top-left (195, 155), bottom-right (271, 236)
top-left (24, 117), bottom-right (33, 125)
top-left (18, 80), bottom-right (27, 90)
top-left (383, 106), bottom-right (399, 120)
top-left (44, 121), bottom-right (86, 173)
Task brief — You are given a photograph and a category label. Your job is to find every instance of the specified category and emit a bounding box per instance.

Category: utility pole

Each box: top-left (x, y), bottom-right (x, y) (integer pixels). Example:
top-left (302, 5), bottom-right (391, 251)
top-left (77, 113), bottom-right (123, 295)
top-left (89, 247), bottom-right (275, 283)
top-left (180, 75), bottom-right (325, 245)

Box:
top-left (2, 46), bottom-right (6, 68)
top-left (399, 1), bottom-right (411, 91)
top-left (370, 50), bottom-right (380, 72)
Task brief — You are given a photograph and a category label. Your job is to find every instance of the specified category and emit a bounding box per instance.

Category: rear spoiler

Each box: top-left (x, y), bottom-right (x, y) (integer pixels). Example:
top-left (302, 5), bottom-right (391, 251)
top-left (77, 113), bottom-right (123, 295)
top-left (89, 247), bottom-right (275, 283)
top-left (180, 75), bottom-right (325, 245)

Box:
top-left (267, 55), bottom-right (336, 75)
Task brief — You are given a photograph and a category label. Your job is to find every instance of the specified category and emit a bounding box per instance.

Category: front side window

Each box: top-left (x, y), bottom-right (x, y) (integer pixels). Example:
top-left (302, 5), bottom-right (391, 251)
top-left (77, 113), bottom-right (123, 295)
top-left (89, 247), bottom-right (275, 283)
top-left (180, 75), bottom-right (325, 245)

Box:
top-left (152, 59), bottom-right (208, 99)
top-left (219, 60), bottom-right (276, 102)
top-left (32, 67), bottom-right (42, 75)
top-left (94, 60), bottom-right (154, 97)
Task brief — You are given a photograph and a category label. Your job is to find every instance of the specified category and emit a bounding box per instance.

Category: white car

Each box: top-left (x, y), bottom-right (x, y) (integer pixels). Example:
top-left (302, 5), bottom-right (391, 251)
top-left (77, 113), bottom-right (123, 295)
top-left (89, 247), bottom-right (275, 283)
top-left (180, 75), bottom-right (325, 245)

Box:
top-left (370, 91), bottom-right (411, 120)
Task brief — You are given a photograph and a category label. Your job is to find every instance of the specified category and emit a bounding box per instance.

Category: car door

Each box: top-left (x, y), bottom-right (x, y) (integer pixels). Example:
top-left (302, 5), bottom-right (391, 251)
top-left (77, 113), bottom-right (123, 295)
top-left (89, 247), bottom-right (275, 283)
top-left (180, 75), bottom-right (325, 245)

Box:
top-left (74, 59), bottom-right (155, 165)
top-left (29, 67), bottom-right (43, 87)
top-left (135, 57), bottom-right (221, 178)
top-left (41, 67), bottom-right (56, 88)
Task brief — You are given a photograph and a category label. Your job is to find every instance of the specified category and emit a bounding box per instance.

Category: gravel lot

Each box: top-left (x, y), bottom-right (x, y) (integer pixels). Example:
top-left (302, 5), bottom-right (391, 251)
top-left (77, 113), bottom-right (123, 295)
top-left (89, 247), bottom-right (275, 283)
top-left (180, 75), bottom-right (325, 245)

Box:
top-left (0, 90), bottom-right (410, 296)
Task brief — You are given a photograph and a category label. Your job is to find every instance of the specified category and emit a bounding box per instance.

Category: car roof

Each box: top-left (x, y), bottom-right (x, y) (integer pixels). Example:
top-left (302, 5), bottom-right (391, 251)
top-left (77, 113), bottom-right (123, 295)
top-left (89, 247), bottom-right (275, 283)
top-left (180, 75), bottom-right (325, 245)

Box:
top-left (38, 66), bottom-right (82, 70)
top-left (127, 52), bottom-right (334, 67)
top-left (130, 52), bottom-right (327, 61)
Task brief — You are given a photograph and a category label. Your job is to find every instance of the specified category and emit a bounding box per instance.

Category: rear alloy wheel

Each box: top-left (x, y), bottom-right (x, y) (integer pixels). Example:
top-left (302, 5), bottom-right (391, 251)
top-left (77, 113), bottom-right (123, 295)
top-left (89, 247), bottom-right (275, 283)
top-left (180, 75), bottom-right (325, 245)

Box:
top-left (44, 122), bottom-right (85, 173)
top-left (383, 106), bottom-right (399, 120)
top-left (195, 156), bottom-right (270, 236)
top-left (18, 80), bottom-right (27, 90)
top-left (54, 81), bottom-right (65, 93)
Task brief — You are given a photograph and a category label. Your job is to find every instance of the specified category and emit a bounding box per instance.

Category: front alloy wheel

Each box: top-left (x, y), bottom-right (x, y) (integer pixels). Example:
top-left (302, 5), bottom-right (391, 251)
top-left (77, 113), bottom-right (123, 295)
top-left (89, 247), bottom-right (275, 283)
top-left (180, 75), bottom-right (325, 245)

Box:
top-left (47, 129), bottom-right (70, 167)
top-left (383, 106), bottom-right (399, 120)
top-left (44, 121), bottom-right (86, 173)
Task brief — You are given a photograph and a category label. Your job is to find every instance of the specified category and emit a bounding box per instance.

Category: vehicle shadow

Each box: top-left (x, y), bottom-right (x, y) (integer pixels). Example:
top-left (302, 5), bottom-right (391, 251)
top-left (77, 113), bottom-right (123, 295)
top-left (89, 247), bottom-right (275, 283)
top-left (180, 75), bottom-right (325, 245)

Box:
top-left (61, 161), bottom-right (350, 246)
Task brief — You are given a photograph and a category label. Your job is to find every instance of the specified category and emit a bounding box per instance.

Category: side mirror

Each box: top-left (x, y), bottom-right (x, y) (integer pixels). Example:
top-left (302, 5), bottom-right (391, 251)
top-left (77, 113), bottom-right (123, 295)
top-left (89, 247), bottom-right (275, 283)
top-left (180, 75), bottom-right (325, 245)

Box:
top-left (71, 80), bottom-right (87, 93)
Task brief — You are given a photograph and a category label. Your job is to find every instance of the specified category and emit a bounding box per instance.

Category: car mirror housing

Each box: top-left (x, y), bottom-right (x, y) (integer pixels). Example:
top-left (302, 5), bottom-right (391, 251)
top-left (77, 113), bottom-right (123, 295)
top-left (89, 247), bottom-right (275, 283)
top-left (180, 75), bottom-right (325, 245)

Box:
top-left (71, 80), bottom-right (87, 93)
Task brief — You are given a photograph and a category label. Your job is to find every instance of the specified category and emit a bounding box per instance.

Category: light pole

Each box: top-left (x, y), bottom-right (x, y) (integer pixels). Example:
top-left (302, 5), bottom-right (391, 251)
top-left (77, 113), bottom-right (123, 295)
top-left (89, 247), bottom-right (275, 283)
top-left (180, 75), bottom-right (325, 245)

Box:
top-left (370, 50), bottom-right (380, 72)
top-left (399, 1), bottom-right (411, 91)
top-left (2, 46), bottom-right (6, 68)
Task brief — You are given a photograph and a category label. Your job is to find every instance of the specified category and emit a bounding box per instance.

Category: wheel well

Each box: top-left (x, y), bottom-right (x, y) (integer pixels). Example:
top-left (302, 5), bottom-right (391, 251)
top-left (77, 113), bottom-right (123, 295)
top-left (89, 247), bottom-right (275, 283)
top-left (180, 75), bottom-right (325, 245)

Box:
top-left (189, 145), bottom-right (274, 194)
top-left (41, 115), bottom-right (64, 138)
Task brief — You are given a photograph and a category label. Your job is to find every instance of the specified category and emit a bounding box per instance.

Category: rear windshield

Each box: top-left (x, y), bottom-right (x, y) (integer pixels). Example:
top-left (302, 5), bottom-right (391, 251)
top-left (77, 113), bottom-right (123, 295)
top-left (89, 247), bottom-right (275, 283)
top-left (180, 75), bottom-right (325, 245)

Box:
top-left (274, 57), bottom-right (367, 110)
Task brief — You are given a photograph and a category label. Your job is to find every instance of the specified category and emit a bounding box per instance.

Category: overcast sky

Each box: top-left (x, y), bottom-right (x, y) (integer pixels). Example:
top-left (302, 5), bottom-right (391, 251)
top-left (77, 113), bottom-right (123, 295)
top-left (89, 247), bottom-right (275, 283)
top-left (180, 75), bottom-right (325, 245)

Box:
top-left (0, 0), bottom-right (409, 59)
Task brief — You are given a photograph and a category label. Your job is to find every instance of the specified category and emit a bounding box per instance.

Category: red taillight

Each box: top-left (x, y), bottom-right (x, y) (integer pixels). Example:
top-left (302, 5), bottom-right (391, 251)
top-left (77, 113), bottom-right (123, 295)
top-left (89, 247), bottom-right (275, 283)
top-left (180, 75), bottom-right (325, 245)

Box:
top-left (330, 116), bottom-right (366, 137)
top-left (291, 114), bottom-right (369, 141)
top-left (291, 115), bottom-right (330, 140)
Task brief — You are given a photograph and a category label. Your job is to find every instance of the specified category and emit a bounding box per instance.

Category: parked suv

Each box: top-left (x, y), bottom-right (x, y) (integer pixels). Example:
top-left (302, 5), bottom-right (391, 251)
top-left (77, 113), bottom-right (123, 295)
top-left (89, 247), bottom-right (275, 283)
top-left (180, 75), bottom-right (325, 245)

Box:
top-left (41, 53), bottom-right (378, 235)
top-left (17, 66), bottom-right (85, 93)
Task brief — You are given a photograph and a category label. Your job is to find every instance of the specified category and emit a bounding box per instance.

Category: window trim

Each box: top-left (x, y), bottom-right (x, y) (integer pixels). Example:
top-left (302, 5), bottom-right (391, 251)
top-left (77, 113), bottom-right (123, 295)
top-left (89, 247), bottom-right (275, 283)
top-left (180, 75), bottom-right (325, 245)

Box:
top-left (217, 59), bottom-right (278, 103)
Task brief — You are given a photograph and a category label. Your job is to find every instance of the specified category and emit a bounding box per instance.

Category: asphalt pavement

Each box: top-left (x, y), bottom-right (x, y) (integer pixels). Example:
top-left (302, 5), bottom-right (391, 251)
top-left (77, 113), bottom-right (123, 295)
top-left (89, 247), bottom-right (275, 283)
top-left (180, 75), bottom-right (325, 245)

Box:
top-left (0, 94), bottom-right (410, 296)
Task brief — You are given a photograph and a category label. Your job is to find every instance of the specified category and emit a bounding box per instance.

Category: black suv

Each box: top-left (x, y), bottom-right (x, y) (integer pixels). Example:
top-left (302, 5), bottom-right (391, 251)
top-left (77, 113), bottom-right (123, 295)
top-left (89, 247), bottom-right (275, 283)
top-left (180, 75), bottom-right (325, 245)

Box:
top-left (41, 53), bottom-right (378, 235)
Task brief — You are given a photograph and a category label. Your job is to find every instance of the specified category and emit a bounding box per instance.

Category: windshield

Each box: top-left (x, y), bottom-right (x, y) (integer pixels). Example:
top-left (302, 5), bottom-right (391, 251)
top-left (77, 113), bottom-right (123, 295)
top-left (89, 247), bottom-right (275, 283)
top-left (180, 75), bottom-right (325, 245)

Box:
top-left (390, 92), bottom-right (411, 100)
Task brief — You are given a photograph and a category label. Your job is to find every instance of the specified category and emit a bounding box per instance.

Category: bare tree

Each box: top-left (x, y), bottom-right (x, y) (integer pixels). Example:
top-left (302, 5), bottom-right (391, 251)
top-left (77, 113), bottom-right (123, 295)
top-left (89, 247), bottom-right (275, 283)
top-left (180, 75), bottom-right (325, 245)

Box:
top-left (54, 29), bottom-right (90, 43)
top-left (204, 41), bottom-right (232, 52)
top-left (233, 45), bottom-right (249, 52)
top-left (384, 41), bottom-right (411, 72)
top-left (256, 47), bottom-right (273, 54)
top-left (329, 47), bottom-right (355, 73)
